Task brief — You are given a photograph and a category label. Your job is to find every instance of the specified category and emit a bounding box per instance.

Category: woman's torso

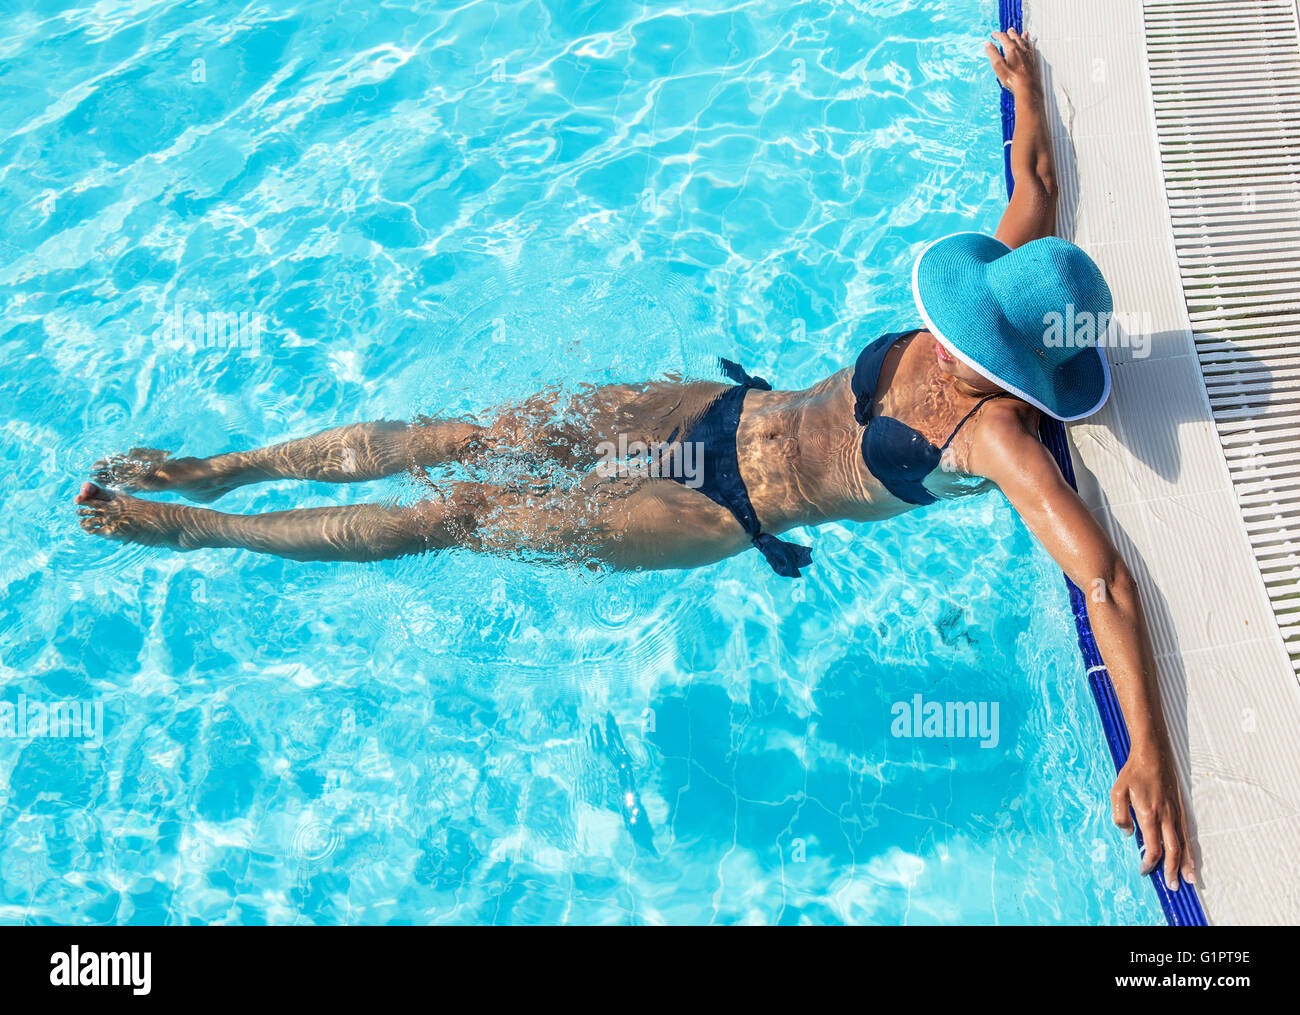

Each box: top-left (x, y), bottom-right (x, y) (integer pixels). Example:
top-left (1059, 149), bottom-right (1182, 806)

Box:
top-left (733, 330), bottom-right (1013, 532)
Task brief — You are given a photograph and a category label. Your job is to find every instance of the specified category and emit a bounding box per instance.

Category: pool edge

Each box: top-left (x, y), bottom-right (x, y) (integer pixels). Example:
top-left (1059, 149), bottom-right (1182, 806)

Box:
top-left (999, 0), bottom-right (1208, 928)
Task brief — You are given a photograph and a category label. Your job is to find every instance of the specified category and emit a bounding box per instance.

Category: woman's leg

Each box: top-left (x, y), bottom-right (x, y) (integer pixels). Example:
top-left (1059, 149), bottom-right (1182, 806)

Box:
top-left (74, 481), bottom-right (457, 561)
top-left (73, 470), bottom-right (750, 569)
top-left (92, 419), bottom-right (484, 502)
top-left (92, 377), bottom-right (727, 502)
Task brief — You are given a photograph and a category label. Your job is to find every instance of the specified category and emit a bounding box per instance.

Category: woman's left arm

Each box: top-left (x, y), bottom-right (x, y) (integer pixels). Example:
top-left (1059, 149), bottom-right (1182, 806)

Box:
top-left (988, 29), bottom-right (1058, 249)
top-left (972, 414), bottom-right (1196, 891)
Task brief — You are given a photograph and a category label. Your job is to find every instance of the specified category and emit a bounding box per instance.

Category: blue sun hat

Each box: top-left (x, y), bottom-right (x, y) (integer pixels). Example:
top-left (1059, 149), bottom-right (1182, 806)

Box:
top-left (912, 233), bottom-right (1113, 421)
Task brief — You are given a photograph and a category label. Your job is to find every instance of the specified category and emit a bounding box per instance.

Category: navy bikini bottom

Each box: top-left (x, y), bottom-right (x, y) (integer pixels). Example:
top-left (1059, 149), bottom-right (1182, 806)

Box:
top-left (665, 359), bottom-right (814, 579)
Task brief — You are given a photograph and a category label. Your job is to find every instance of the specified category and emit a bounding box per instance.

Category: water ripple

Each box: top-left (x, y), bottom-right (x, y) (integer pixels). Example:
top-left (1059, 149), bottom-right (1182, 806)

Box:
top-left (0, 0), bottom-right (1158, 926)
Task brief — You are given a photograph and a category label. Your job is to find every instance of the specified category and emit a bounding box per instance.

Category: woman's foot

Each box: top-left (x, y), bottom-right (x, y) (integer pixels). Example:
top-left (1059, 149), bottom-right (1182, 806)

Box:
top-left (91, 448), bottom-right (239, 502)
top-left (74, 482), bottom-right (196, 549)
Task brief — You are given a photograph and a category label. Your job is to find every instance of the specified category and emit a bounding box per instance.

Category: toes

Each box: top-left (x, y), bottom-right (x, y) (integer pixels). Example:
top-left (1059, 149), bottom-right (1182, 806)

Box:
top-left (74, 483), bottom-right (161, 544)
top-left (88, 447), bottom-right (171, 490)
top-left (78, 509), bottom-right (113, 533)
top-left (74, 482), bottom-right (124, 511)
top-left (78, 506), bottom-right (129, 538)
top-left (91, 459), bottom-right (119, 483)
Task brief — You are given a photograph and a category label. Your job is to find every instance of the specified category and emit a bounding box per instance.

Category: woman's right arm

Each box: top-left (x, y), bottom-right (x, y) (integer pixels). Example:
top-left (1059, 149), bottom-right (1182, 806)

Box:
top-left (973, 412), bottom-right (1196, 891)
top-left (987, 29), bottom-right (1058, 249)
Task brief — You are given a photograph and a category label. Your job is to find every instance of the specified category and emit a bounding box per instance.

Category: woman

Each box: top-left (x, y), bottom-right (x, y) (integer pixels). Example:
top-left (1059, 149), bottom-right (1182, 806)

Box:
top-left (75, 30), bottom-right (1195, 890)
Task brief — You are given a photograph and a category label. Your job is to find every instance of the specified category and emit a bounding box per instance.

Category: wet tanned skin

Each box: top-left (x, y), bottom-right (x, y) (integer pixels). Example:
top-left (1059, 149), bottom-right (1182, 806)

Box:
top-left (74, 331), bottom-right (997, 569)
top-left (74, 28), bottom-right (1197, 891)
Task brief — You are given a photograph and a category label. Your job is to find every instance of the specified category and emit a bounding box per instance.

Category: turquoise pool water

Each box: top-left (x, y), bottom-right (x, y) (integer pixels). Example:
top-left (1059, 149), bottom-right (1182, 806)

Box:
top-left (0, 0), bottom-right (1159, 924)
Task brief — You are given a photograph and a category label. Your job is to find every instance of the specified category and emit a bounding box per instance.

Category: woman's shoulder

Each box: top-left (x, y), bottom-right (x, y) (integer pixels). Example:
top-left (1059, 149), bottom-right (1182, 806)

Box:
top-left (967, 398), bottom-right (1050, 481)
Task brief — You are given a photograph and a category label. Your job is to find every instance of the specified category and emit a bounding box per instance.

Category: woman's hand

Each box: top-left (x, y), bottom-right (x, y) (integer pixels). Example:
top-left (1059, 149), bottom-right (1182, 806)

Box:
top-left (985, 27), bottom-right (1042, 98)
top-left (1111, 745), bottom-right (1196, 890)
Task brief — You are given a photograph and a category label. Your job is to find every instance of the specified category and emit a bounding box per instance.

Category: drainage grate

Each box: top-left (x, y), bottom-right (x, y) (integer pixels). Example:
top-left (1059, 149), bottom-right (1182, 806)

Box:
top-left (1143, 0), bottom-right (1300, 670)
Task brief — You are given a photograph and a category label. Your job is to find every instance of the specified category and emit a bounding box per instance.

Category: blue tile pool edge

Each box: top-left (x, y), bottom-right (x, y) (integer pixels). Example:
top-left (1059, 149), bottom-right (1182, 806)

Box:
top-left (999, 0), bottom-right (1207, 927)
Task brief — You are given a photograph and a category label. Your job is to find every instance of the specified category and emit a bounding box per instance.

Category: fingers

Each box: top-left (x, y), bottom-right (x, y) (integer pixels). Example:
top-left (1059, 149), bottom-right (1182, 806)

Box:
top-left (988, 30), bottom-right (1036, 90)
top-left (1110, 783), bottom-right (1135, 836)
top-left (1180, 809), bottom-right (1198, 885)
top-left (1118, 779), bottom-right (1170, 878)
top-left (984, 42), bottom-right (1011, 83)
top-left (990, 29), bottom-right (1034, 64)
top-left (1112, 763), bottom-right (1197, 889)
top-left (1004, 27), bottom-right (1033, 53)
top-left (1161, 816), bottom-right (1183, 891)
top-left (1131, 796), bottom-right (1166, 875)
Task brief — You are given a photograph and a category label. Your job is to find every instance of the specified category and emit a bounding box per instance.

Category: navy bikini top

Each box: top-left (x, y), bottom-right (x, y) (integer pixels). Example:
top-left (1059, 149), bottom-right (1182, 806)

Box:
top-left (851, 329), bottom-right (1005, 506)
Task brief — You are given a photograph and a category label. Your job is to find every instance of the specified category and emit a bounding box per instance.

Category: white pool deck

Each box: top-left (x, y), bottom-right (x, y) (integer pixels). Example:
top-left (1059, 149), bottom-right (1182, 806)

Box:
top-left (1027, 0), bottom-right (1300, 924)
